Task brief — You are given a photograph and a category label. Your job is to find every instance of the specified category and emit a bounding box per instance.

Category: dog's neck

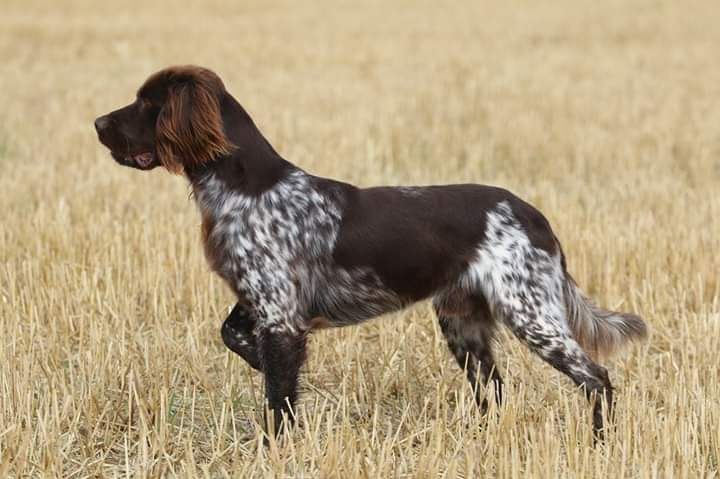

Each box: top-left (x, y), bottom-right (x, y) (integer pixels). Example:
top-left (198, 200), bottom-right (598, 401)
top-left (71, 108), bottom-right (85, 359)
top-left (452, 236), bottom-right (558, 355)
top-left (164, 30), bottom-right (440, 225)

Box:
top-left (185, 92), bottom-right (297, 196)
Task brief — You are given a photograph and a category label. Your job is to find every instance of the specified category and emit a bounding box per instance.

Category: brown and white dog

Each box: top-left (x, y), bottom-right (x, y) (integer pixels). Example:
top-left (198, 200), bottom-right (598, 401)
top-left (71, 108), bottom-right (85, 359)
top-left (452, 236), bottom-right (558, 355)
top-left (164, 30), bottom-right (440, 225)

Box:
top-left (95, 65), bottom-right (647, 439)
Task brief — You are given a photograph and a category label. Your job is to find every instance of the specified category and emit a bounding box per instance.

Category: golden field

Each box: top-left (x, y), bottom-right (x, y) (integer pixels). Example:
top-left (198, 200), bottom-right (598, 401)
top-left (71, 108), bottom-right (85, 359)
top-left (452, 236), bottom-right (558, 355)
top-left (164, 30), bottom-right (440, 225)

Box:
top-left (1, 0), bottom-right (719, 476)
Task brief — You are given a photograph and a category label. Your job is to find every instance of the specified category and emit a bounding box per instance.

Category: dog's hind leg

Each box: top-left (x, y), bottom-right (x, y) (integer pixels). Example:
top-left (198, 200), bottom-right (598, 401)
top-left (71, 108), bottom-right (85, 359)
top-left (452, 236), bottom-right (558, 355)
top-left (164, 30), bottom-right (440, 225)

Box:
top-left (469, 200), bottom-right (615, 438)
top-left (479, 249), bottom-right (613, 438)
top-left (433, 293), bottom-right (503, 411)
top-left (503, 305), bottom-right (613, 439)
top-left (221, 303), bottom-right (262, 371)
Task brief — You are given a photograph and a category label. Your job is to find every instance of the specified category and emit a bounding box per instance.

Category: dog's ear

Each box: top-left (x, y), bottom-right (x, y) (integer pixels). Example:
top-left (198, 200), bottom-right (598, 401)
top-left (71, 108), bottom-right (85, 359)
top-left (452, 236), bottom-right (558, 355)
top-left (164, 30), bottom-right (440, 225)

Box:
top-left (155, 69), bottom-right (234, 174)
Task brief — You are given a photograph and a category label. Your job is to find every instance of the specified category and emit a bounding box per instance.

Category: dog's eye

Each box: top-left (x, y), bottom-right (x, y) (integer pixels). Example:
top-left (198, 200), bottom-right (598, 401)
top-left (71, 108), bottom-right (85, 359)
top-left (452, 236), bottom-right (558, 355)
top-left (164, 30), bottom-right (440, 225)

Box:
top-left (137, 98), bottom-right (159, 116)
top-left (138, 97), bottom-right (155, 110)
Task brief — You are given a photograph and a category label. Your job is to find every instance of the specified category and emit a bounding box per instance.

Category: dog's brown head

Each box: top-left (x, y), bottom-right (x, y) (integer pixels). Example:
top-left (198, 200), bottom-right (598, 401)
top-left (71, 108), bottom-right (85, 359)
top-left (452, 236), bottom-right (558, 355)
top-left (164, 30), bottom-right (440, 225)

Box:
top-left (95, 66), bottom-right (234, 173)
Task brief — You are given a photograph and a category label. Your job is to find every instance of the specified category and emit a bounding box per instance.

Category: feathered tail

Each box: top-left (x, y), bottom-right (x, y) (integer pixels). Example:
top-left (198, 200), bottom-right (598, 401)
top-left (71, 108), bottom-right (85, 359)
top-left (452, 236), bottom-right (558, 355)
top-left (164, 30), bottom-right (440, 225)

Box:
top-left (563, 275), bottom-right (647, 359)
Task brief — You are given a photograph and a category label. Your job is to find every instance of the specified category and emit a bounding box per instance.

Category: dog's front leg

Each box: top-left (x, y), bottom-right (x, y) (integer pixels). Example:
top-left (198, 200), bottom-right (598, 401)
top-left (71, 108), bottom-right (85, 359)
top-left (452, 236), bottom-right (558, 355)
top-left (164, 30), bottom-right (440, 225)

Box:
top-left (221, 303), bottom-right (262, 371)
top-left (257, 325), bottom-right (307, 438)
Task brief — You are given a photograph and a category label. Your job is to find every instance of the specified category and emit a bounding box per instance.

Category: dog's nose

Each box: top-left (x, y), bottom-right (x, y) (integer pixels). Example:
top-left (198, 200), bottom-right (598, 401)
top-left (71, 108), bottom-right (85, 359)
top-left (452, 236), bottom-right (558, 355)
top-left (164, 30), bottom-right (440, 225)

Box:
top-left (94, 115), bottom-right (111, 132)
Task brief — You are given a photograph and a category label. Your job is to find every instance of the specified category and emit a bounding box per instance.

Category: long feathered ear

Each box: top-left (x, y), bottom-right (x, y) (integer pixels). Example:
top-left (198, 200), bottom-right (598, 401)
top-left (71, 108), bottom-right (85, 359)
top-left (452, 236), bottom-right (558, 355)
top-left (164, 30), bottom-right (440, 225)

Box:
top-left (155, 70), bottom-right (234, 174)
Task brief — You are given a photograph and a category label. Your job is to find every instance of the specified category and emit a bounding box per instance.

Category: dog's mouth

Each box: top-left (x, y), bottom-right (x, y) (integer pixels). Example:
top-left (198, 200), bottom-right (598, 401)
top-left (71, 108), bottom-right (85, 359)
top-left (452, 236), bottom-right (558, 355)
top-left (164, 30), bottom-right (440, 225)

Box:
top-left (111, 150), bottom-right (158, 170)
top-left (129, 152), bottom-right (155, 168)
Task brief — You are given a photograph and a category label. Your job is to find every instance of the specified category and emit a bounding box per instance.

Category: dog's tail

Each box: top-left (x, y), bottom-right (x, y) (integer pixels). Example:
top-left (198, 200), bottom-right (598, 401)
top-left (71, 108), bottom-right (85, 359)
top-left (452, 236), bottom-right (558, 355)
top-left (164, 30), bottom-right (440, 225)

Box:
top-left (563, 274), bottom-right (647, 359)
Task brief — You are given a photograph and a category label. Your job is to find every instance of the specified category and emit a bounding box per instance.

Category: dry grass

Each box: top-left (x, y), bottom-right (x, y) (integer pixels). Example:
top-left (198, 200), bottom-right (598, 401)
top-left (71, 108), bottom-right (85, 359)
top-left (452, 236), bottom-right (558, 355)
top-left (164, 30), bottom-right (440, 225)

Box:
top-left (1, 0), bottom-right (719, 476)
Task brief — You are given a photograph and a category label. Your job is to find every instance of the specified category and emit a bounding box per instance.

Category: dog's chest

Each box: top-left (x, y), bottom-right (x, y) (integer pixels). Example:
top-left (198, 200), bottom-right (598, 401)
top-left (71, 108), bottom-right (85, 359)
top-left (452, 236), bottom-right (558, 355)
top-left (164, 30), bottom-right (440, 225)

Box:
top-left (196, 172), bottom-right (342, 298)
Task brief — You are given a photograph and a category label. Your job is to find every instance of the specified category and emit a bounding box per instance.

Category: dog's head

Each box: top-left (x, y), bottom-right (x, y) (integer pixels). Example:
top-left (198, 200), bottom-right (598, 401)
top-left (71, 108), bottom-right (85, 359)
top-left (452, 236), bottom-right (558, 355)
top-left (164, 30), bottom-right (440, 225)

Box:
top-left (94, 66), bottom-right (234, 173)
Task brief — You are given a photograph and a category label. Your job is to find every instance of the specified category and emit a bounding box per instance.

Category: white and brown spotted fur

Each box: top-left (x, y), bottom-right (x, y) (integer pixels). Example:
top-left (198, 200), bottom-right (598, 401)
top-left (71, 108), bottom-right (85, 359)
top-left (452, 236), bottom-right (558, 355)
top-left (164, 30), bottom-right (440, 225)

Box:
top-left (95, 65), bottom-right (647, 439)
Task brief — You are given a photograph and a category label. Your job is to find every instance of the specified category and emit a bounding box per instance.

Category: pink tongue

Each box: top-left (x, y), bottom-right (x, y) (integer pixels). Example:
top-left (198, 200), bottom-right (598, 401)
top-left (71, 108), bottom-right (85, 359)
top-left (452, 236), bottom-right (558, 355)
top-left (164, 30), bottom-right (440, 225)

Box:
top-left (134, 153), bottom-right (153, 167)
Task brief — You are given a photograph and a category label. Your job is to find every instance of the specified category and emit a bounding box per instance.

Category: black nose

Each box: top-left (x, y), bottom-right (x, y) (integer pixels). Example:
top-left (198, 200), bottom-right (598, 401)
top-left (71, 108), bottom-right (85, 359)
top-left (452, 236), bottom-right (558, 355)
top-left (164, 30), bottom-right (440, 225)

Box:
top-left (94, 115), bottom-right (111, 132)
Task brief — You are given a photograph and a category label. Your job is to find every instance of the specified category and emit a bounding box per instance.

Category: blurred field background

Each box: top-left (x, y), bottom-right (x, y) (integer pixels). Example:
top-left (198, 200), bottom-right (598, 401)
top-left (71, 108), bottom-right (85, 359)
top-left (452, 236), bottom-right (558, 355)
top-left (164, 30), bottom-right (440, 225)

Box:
top-left (1, 0), bottom-right (719, 476)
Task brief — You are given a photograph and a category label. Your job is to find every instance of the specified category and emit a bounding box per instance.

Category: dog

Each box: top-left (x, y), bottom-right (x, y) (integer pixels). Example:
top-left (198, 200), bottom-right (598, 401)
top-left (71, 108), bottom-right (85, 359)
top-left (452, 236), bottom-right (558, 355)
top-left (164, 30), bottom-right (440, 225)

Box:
top-left (95, 65), bottom-right (647, 439)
